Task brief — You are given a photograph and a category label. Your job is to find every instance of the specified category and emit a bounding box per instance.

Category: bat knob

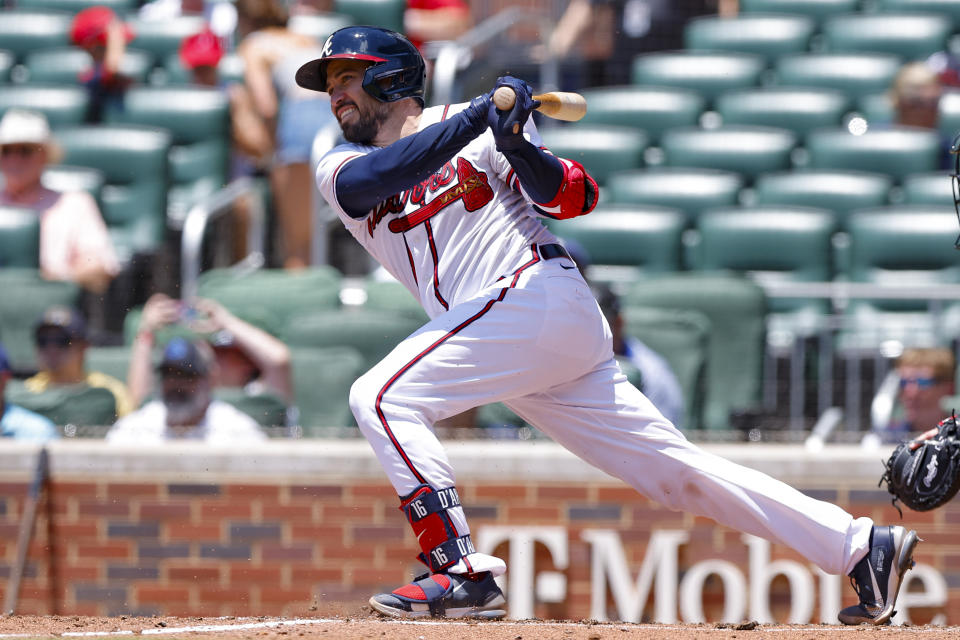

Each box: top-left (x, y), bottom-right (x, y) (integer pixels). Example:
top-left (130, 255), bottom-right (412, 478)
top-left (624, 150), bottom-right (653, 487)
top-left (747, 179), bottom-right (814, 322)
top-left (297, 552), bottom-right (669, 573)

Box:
top-left (493, 86), bottom-right (516, 111)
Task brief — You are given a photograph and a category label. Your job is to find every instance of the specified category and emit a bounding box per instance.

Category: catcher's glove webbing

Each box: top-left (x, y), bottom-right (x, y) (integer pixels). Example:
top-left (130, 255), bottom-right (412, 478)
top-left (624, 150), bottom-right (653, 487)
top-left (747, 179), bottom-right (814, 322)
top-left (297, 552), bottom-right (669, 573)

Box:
top-left (879, 414), bottom-right (960, 515)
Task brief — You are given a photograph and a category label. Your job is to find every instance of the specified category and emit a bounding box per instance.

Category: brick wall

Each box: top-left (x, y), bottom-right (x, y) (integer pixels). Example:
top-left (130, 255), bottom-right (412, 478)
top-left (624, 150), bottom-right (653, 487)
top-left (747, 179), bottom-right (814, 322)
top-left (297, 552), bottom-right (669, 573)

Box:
top-left (0, 440), bottom-right (957, 623)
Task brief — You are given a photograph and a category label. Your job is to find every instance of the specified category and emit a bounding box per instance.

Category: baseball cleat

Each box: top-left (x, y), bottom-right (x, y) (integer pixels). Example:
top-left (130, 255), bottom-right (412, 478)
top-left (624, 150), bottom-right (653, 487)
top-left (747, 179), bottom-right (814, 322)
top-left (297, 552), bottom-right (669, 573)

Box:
top-left (838, 525), bottom-right (919, 625)
top-left (369, 571), bottom-right (506, 619)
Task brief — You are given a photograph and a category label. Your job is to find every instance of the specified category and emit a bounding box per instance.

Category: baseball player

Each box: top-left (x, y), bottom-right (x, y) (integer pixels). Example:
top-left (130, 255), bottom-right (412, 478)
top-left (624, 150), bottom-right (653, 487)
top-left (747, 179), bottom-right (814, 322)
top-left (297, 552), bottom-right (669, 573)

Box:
top-left (297, 26), bottom-right (918, 624)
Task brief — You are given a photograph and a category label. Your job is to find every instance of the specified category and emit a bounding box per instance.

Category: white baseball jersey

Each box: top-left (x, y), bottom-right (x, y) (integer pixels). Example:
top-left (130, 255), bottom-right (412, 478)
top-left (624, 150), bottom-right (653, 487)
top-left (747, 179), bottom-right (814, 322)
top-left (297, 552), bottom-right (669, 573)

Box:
top-left (317, 102), bottom-right (559, 319)
top-left (315, 103), bottom-right (874, 582)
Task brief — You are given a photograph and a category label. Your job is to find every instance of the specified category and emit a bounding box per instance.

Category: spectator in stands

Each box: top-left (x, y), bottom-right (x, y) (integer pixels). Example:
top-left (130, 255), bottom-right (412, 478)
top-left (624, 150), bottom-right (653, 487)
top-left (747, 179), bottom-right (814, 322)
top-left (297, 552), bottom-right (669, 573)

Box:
top-left (24, 306), bottom-right (133, 419)
top-left (595, 284), bottom-right (684, 428)
top-left (892, 347), bottom-right (955, 438)
top-left (236, 0), bottom-right (334, 269)
top-left (128, 293), bottom-right (292, 409)
top-left (404, 0), bottom-right (472, 55)
top-left (0, 343), bottom-right (59, 442)
top-left (107, 336), bottom-right (267, 443)
top-left (0, 109), bottom-right (120, 294)
top-left (889, 61), bottom-right (951, 169)
top-left (69, 6), bottom-right (135, 122)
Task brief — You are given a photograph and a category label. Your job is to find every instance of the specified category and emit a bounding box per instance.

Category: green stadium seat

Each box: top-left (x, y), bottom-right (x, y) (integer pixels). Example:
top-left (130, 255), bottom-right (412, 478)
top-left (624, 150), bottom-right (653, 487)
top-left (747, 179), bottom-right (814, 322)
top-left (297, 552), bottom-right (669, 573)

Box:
top-left (11, 0), bottom-right (137, 15)
top-left (631, 51), bottom-right (766, 103)
top-left (23, 47), bottom-right (153, 86)
top-left (41, 164), bottom-right (106, 205)
top-left (539, 125), bottom-right (646, 185)
top-left (606, 167), bottom-right (744, 225)
top-left (624, 274), bottom-right (767, 431)
top-left (0, 50), bottom-right (14, 83)
top-left (753, 169), bottom-right (892, 227)
top-left (126, 16), bottom-right (207, 66)
top-left (715, 87), bottom-right (850, 139)
top-left (621, 306), bottom-right (710, 431)
top-left (0, 206), bottom-right (40, 269)
top-left (84, 345), bottom-right (131, 383)
top-left (105, 86), bottom-right (230, 221)
top-left (197, 266), bottom-right (343, 338)
top-left (334, 0), bottom-right (405, 33)
top-left (213, 387), bottom-right (288, 428)
top-left (0, 85), bottom-right (88, 128)
top-left (0, 269), bottom-right (80, 372)
top-left (291, 346), bottom-right (365, 431)
top-left (822, 13), bottom-right (951, 60)
top-left (161, 51), bottom-right (244, 86)
top-left (660, 125), bottom-right (796, 180)
top-left (282, 308), bottom-right (424, 373)
top-left (684, 14), bottom-right (816, 64)
top-left (288, 13), bottom-right (354, 41)
top-left (548, 205), bottom-right (686, 283)
top-left (900, 171), bottom-right (953, 205)
top-left (579, 86), bottom-right (705, 144)
top-left (856, 92), bottom-right (894, 124)
top-left (5, 380), bottom-right (117, 427)
top-left (0, 10), bottom-right (72, 62)
top-left (875, 0), bottom-right (960, 29)
top-left (805, 126), bottom-right (943, 181)
top-left (739, 0), bottom-right (858, 22)
top-left (773, 53), bottom-right (903, 100)
top-left (56, 124), bottom-right (172, 261)
top-left (937, 90), bottom-right (960, 142)
top-left (363, 280), bottom-right (429, 322)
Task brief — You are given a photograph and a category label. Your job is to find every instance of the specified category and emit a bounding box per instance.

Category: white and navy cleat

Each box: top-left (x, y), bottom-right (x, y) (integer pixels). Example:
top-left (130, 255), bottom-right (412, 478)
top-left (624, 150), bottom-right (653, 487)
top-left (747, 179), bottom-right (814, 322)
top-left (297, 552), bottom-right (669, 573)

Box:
top-left (369, 571), bottom-right (506, 620)
top-left (838, 525), bottom-right (920, 625)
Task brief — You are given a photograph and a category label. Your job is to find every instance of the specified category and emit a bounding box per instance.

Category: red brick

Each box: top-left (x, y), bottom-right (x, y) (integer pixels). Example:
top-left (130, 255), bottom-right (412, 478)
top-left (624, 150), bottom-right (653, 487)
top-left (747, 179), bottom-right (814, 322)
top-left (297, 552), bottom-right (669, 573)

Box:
top-left (167, 566), bottom-right (221, 581)
top-left (167, 524), bottom-right (222, 540)
top-left (261, 504), bottom-right (313, 520)
top-left (290, 524), bottom-right (344, 542)
top-left (199, 503), bottom-right (252, 519)
top-left (351, 525), bottom-right (405, 542)
top-left (59, 566), bottom-right (100, 581)
top-left (0, 482), bottom-right (29, 496)
top-left (225, 485), bottom-right (280, 499)
top-left (53, 482), bottom-right (100, 497)
top-left (139, 503), bottom-right (192, 519)
top-left (198, 587), bottom-right (250, 603)
top-left (319, 544), bottom-right (377, 561)
top-left (136, 586), bottom-right (191, 603)
top-left (76, 541), bottom-right (131, 559)
top-left (289, 485), bottom-right (343, 498)
top-left (350, 567), bottom-right (408, 586)
top-left (290, 567), bottom-right (343, 583)
top-left (322, 504), bottom-right (374, 521)
top-left (537, 485), bottom-right (589, 500)
top-left (475, 485), bottom-right (529, 500)
top-left (228, 565), bottom-right (282, 583)
top-left (259, 587), bottom-right (313, 603)
top-left (504, 505), bottom-right (561, 521)
top-left (106, 483), bottom-right (160, 498)
top-left (78, 500), bottom-right (130, 517)
top-left (350, 485), bottom-right (397, 499)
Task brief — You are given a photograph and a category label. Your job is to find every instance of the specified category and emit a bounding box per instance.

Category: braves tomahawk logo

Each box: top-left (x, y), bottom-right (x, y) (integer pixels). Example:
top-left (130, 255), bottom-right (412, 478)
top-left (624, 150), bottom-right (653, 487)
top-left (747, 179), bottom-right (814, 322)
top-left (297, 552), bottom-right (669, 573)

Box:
top-left (365, 158), bottom-right (494, 236)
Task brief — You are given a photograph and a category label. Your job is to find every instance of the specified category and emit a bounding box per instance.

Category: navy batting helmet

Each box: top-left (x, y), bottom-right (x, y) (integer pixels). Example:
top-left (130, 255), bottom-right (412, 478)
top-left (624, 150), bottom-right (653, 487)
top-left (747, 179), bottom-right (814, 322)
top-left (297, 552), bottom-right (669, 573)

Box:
top-left (295, 26), bottom-right (426, 105)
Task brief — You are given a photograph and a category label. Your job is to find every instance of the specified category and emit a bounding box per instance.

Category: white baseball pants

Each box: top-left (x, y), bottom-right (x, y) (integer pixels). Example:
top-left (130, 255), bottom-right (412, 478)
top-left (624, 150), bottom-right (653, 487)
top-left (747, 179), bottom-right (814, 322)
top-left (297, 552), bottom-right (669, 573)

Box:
top-left (349, 256), bottom-right (873, 577)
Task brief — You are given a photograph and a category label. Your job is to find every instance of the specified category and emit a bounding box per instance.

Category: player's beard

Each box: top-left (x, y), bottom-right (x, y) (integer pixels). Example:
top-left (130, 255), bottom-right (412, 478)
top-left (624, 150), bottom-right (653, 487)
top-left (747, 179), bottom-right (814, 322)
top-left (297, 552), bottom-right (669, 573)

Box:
top-left (341, 100), bottom-right (391, 144)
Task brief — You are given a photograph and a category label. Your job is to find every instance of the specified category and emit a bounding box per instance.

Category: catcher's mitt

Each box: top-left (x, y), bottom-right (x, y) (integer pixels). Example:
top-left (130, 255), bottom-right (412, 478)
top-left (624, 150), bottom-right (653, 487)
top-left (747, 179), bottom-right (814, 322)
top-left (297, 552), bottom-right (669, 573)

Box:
top-left (879, 414), bottom-right (960, 515)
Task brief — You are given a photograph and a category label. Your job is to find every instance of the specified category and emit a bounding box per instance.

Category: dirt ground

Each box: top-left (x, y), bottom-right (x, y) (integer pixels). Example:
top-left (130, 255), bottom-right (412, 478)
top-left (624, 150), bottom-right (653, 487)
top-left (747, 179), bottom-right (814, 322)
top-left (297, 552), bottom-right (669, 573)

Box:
top-left (0, 614), bottom-right (958, 640)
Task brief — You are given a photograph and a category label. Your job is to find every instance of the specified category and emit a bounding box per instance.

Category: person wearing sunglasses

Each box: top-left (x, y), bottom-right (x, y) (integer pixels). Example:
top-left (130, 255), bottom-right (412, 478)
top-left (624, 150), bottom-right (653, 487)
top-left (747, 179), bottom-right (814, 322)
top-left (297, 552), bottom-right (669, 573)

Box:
top-left (877, 347), bottom-right (957, 445)
top-left (0, 109), bottom-right (120, 294)
top-left (23, 306), bottom-right (133, 419)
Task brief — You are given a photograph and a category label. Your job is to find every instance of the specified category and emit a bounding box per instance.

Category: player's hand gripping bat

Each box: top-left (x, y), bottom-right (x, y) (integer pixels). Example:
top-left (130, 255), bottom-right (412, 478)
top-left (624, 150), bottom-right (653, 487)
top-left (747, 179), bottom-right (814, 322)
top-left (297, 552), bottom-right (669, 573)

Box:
top-left (493, 87), bottom-right (587, 124)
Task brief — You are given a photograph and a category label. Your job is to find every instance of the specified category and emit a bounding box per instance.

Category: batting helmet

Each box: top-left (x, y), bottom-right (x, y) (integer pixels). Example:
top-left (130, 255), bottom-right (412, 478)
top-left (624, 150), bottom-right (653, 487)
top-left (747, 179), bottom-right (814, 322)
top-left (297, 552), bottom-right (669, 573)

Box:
top-left (295, 26), bottom-right (426, 105)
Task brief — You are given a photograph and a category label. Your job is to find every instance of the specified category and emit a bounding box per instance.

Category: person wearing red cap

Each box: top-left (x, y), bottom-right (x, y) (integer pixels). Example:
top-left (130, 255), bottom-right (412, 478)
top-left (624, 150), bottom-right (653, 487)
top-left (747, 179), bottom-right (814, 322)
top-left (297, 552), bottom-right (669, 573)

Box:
top-left (70, 6), bottom-right (135, 122)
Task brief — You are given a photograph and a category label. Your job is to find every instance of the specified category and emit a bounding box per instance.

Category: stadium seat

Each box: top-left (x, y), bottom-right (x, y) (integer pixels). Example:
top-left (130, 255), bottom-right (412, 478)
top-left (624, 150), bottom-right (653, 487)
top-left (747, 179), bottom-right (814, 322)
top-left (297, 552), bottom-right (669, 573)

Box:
top-left (11, 0), bottom-right (137, 15)
top-left (281, 308), bottom-right (424, 373)
top-left (539, 125), bottom-right (646, 185)
top-left (0, 10), bottom-right (72, 63)
top-left (773, 53), bottom-right (903, 100)
top-left (605, 167), bottom-right (744, 225)
top-left (162, 51), bottom-right (244, 86)
top-left (899, 171), bottom-right (953, 205)
top-left (213, 387), bottom-right (288, 428)
top-left (0, 269), bottom-right (80, 372)
top-left (875, 0), bottom-right (960, 29)
top-left (624, 274), bottom-right (767, 431)
top-left (753, 169), bottom-right (892, 228)
top-left (363, 280), bottom-right (429, 322)
top-left (631, 51), bottom-right (766, 103)
top-left (578, 86), bottom-right (705, 144)
top-left (683, 14), bottom-right (816, 64)
top-left (41, 165), bottom-right (106, 205)
top-left (334, 0), bottom-right (405, 33)
top-left (0, 50), bottom-right (14, 83)
top-left (715, 87), bottom-right (850, 139)
top-left (620, 306), bottom-right (710, 431)
top-left (805, 126), bottom-right (943, 181)
top-left (856, 92), bottom-right (894, 124)
top-left (84, 345), bottom-right (131, 383)
top-left (291, 346), bottom-right (365, 431)
top-left (0, 84), bottom-right (88, 128)
top-left (288, 13), bottom-right (354, 41)
top-left (548, 205), bottom-right (686, 283)
top-left (821, 13), bottom-right (951, 60)
top-left (5, 380), bottom-right (118, 427)
top-left (105, 86), bottom-right (230, 221)
top-left (23, 47), bottom-right (153, 86)
top-left (56, 124), bottom-right (172, 261)
top-left (126, 15), bottom-right (207, 67)
top-left (738, 0), bottom-right (858, 22)
top-left (937, 90), bottom-right (960, 143)
top-left (0, 206), bottom-right (41, 269)
top-left (197, 266), bottom-right (343, 338)
top-left (660, 125), bottom-right (796, 180)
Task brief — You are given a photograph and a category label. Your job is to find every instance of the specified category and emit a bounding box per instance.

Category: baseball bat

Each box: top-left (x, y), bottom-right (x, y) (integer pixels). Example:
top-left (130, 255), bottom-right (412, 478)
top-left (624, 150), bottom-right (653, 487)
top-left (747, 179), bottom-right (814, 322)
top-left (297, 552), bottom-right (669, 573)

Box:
top-left (4, 447), bottom-right (49, 616)
top-left (493, 87), bottom-right (587, 124)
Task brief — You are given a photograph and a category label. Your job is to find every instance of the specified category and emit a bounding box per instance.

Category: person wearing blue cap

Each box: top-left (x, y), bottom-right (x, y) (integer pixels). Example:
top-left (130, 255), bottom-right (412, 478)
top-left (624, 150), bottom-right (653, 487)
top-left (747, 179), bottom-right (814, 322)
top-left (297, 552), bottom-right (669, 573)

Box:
top-left (105, 337), bottom-right (267, 443)
top-left (0, 343), bottom-right (59, 442)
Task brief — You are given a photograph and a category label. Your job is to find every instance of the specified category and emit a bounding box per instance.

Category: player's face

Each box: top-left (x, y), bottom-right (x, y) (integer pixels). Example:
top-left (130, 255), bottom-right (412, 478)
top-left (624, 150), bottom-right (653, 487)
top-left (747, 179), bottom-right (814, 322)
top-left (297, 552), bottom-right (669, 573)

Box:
top-left (326, 59), bottom-right (390, 144)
